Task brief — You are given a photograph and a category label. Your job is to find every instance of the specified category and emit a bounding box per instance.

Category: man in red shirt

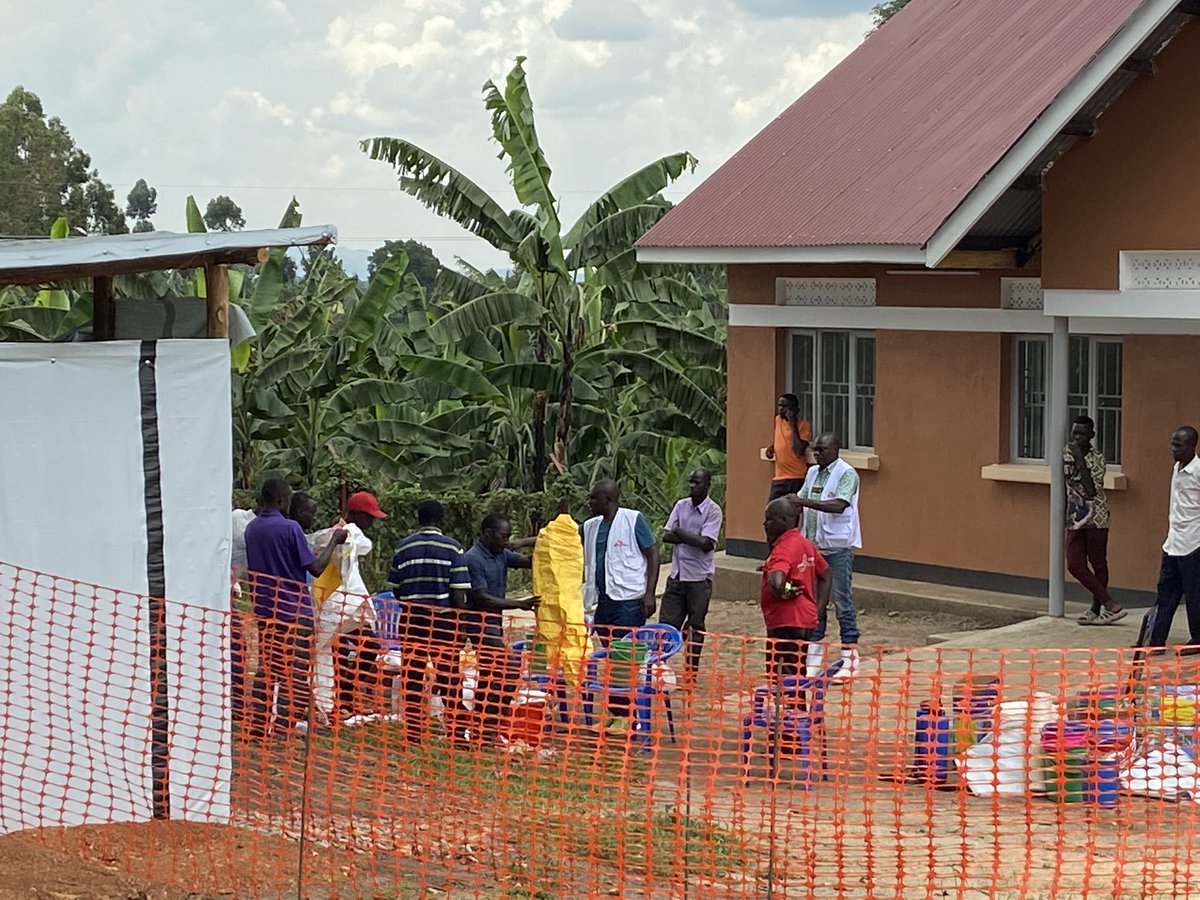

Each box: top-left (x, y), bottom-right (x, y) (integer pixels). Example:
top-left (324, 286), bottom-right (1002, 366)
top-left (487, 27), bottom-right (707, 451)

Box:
top-left (761, 497), bottom-right (831, 680)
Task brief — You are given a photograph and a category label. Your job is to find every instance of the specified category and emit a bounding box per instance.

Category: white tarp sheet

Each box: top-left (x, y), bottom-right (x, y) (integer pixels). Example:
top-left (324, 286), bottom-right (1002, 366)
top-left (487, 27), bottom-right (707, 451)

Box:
top-left (0, 339), bottom-right (231, 833)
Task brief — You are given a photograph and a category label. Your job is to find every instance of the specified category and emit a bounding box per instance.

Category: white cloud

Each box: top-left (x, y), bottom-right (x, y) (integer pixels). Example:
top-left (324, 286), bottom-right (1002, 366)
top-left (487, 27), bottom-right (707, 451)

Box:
top-left (217, 89), bottom-right (295, 127)
top-left (7, 0), bottom-right (872, 268)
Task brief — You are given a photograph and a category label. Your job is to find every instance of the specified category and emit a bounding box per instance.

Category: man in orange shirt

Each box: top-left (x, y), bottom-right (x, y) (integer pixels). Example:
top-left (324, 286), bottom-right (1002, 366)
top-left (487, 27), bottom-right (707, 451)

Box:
top-left (766, 393), bottom-right (812, 501)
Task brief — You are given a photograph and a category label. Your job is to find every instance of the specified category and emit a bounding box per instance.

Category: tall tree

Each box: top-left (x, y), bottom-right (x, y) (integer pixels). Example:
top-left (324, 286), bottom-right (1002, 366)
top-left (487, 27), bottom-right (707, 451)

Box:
top-left (0, 86), bottom-right (128, 236)
top-left (203, 194), bottom-right (245, 231)
top-left (126, 178), bottom-right (158, 233)
top-left (368, 239), bottom-right (441, 288)
top-left (363, 57), bottom-right (721, 493)
top-left (870, 0), bottom-right (910, 30)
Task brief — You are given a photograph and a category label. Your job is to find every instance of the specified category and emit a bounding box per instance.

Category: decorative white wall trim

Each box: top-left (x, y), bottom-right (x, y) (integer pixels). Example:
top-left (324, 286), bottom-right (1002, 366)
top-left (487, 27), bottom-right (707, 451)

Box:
top-left (729, 304), bottom-right (1047, 332)
top-left (1000, 278), bottom-right (1043, 310)
top-left (923, 0), bottom-right (1181, 266)
top-left (1119, 251), bottom-right (1200, 290)
top-left (729, 301), bottom-right (1200, 335)
top-left (634, 244), bottom-right (925, 265)
top-left (776, 277), bottom-right (876, 307)
top-left (1044, 289), bottom-right (1200, 321)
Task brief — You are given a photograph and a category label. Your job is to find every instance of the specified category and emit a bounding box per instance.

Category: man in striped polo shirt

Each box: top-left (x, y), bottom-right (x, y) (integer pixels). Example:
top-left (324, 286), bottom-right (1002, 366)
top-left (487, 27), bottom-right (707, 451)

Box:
top-left (388, 499), bottom-right (471, 744)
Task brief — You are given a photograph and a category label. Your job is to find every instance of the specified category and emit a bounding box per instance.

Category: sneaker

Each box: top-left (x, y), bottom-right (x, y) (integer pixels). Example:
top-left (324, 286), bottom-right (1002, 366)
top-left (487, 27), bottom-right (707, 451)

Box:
top-left (1096, 607), bottom-right (1128, 626)
top-left (832, 648), bottom-right (860, 681)
top-left (1077, 609), bottom-right (1100, 625)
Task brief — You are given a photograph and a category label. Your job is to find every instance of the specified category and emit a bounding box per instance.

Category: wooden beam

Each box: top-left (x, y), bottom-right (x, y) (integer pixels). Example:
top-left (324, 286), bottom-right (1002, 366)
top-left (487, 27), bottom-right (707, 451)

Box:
top-left (936, 250), bottom-right (1019, 270)
top-left (1121, 56), bottom-right (1157, 75)
top-left (1011, 174), bottom-right (1043, 192)
top-left (1062, 119), bottom-right (1097, 138)
top-left (92, 275), bottom-right (114, 341)
top-left (204, 263), bottom-right (230, 339)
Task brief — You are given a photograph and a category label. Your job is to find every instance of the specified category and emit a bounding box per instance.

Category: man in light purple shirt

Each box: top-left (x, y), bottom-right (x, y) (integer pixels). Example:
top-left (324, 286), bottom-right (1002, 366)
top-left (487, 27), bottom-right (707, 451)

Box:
top-left (661, 468), bottom-right (724, 678)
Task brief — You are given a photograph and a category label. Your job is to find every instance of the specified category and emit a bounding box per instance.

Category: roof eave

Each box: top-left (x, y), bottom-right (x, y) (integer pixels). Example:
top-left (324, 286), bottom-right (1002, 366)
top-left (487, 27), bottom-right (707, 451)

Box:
top-left (0, 225), bottom-right (337, 286)
top-left (635, 244), bottom-right (927, 266)
top-left (924, 0), bottom-right (1182, 267)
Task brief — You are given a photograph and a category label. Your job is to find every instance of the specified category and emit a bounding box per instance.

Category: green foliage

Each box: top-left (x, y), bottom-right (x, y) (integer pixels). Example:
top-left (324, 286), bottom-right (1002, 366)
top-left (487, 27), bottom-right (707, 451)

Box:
top-left (0, 86), bottom-right (129, 236)
top-left (126, 178), bottom-right (157, 233)
top-left (368, 239), bottom-right (441, 287)
top-left (203, 194), bottom-right (245, 231)
top-left (362, 56), bottom-right (719, 507)
top-left (870, 0), bottom-right (910, 31)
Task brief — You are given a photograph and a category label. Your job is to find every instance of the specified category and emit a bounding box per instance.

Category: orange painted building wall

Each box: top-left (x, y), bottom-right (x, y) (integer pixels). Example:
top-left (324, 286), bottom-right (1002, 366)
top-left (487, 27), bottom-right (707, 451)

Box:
top-left (725, 304), bottom-right (1200, 591)
top-left (1043, 19), bottom-right (1200, 289)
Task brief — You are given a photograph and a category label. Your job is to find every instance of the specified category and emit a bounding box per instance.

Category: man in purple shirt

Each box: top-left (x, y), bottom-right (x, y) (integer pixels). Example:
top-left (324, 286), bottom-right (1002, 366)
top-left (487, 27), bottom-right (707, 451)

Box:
top-left (244, 477), bottom-right (345, 737)
top-left (661, 468), bottom-right (724, 678)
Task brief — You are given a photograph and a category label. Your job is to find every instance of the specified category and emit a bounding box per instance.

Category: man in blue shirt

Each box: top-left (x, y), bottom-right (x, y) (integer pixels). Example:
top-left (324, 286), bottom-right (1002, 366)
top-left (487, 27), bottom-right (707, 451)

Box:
top-left (464, 513), bottom-right (539, 644)
top-left (388, 499), bottom-right (471, 744)
top-left (244, 478), bottom-right (345, 737)
top-left (463, 513), bottom-right (539, 743)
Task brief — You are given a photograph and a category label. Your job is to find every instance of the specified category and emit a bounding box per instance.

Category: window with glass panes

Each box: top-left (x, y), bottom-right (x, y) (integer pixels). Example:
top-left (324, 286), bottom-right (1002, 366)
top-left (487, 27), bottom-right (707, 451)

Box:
top-left (1012, 336), bottom-right (1122, 464)
top-left (788, 331), bottom-right (875, 449)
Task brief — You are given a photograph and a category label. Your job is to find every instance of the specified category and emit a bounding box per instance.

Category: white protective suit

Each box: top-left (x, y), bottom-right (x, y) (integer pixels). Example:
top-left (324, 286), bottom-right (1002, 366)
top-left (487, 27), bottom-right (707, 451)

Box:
top-left (311, 523), bottom-right (378, 721)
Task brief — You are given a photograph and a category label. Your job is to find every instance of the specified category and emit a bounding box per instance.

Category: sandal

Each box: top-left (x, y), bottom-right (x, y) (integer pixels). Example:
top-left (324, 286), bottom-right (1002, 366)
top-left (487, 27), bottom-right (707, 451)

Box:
top-left (1077, 609), bottom-right (1100, 625)
top-left (1096, 607), bottom-right (1128, 626)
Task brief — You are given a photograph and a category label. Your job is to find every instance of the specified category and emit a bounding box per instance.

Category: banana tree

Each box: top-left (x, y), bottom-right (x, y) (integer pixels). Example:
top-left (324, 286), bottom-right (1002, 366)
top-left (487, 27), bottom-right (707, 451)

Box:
top-left (362, 56), bottom-right (718, 492)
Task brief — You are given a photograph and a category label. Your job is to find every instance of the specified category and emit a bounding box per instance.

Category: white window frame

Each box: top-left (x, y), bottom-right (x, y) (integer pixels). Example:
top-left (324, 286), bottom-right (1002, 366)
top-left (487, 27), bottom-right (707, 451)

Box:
top-left (786, 329), bottom-right (876, 452)
top-left (1010, 335), bottom-right (1123, 466)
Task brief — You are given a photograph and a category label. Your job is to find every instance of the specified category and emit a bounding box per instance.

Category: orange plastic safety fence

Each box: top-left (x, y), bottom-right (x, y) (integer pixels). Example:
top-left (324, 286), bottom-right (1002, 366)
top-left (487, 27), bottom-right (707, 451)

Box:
top-left (3, 560), bottom-right (1200, 898)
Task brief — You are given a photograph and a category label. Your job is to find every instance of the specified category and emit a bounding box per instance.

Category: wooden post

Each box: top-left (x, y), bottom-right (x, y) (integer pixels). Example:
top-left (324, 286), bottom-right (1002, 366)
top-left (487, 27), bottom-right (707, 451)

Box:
top-left (93, 275), bottom-right (115, 341)
top-left (204, 263), bottom-right (230, 339)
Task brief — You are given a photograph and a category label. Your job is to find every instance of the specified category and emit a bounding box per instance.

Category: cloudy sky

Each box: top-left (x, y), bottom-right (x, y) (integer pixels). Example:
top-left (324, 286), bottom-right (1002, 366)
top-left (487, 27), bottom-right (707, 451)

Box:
top-left (15, 0), bottom-right (873, 274)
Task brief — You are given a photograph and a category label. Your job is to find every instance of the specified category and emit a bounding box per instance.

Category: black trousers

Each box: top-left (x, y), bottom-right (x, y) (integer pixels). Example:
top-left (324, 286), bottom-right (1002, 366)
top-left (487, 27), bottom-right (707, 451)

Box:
top-left (1148, 548), bottom-right (1200, 647)
top-left (769, 478), bottom-right (806, 502)
top-left (766, 626), bottom-right (814, 680)
top-left (659, 577), bottom-right (713, 671)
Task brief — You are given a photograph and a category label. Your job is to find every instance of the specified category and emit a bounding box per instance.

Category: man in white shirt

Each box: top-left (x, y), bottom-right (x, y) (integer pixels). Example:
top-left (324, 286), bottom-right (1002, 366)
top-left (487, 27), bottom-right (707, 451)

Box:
top-left (1146, 426), bottom-right (1200, 649)
top-left (792, 433), bottom-right (862, 680)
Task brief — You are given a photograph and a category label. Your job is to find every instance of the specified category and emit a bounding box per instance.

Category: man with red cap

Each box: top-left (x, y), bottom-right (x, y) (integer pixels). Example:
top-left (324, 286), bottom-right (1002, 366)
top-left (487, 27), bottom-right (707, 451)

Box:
top-left (347, 491), bottom-right (388, 529)
top-left (310, 490), bottom-right (389, 722)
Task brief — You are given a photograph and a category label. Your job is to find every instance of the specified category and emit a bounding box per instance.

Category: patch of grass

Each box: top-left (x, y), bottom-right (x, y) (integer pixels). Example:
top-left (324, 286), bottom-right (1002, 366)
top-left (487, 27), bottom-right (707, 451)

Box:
top-left (306, 721), bottom-right (749, 888)
top-left (582, 807), bottom-right (755, 880)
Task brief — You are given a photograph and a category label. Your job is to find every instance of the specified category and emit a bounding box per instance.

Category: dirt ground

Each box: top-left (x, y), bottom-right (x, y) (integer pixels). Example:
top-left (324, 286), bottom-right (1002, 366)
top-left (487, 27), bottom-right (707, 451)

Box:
top-left (0, 820), bottom-right (361, 900)
top-left (702, 600), bottom-right (988, 655)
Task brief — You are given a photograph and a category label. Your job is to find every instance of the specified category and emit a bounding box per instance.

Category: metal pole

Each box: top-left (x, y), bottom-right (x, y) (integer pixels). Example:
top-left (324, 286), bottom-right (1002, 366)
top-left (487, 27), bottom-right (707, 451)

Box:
top-left (1048, 315), bottom-right (1070, 617)
top-left (296, 641), bottom-right (317, 900)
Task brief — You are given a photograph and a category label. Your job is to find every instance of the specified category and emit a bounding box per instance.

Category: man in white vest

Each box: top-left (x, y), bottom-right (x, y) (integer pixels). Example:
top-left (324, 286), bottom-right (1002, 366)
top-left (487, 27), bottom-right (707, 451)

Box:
top-left (793, 433), bottom-right (862, 680)
top-left (582, 478), bottom-right (661, 642)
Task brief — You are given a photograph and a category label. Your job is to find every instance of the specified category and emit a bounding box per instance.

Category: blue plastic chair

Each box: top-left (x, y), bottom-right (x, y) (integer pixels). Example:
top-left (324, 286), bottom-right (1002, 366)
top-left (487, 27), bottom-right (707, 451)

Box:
top-left (370, 591), bottom-right (405, 652)
top-left (740, 658), bottom-right (844, 785)
top-left (584, 623), bottom-right (684, 746)
top-left (511, 616), bottom-right (595, 726)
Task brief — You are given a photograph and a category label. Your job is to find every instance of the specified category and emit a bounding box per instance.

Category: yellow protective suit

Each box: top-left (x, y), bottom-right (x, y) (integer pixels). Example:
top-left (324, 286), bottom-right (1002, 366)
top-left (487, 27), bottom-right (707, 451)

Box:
top-left (531, 513), bottom-right (590, 686)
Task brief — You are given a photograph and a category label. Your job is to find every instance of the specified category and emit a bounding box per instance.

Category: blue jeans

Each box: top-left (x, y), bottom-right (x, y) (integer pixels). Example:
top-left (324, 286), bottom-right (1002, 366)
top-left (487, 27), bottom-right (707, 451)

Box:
top-left (593, 594), bottom-right (647, 639)
top-left (812, 548), bottom-right (859, 645)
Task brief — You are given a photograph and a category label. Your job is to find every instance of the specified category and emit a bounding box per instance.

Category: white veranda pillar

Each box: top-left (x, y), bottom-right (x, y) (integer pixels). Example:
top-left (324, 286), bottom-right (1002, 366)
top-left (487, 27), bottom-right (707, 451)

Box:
top-left (1047, 316), bottom-right (1069, 617)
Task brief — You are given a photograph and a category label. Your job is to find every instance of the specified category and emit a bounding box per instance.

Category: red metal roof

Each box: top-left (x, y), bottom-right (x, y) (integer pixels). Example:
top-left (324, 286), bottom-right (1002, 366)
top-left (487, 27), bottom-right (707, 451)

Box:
top-left (638, 0), bottom-right (1148, 250)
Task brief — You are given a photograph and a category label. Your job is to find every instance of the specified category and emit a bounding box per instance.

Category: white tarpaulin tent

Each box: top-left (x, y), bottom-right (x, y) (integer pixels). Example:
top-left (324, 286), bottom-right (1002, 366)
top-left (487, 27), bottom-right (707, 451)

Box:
top-left (0, 225), bottom-right (335, 834)
top-left (0, 341), bottom-right (232, 830)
